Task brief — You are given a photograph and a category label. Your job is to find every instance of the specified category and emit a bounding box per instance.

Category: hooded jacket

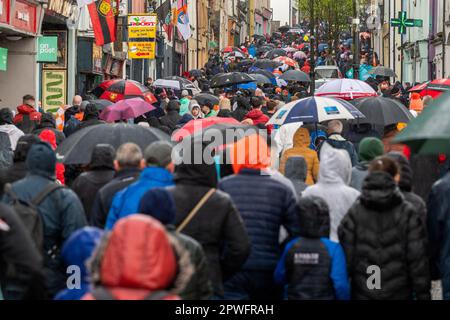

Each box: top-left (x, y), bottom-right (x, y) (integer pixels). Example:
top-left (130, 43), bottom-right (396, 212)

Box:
top-left (2, 142), bottom-right (87, 297)
top-left (13, 105), bottom-right (41, 133)
top-left (338, 172), bottom-right (430, 300)
top-left (168, 140), bottom-right (250, 297)
top-left (33, 112), bottom-right (66, 146)
top-left (302, 143), bottom-right (360, 242)
top-left (284, 156), bottom-right (308, 196)
top-left (244, 109), bottom-right (270, 128)
top-left (83, 215), bottom-right (179, 300)
top-left (410, 92), bottom-right (424, 113)
top-left (345, 123), bottom-right (382, 152)
top-left (0, 132), bottom-right (13, 169)
top-left (274, 196), bottom-right (350, 300)
top-left (72, 145), bottom-right (116, 221)
top-left (232, 96), bottom-right (251, 122)
top-left (76, 105), bottom-right (104, 132)
top-left (280, 128), bottom-right (320, 185)
top-left (54, 227), bottom-right (103, 300)
top-left (0, 124), bottom-right (24, 151)
top-left (38, 130), bottom-right (65, 185)
top-left (320, 133), bottom-right (359, 166)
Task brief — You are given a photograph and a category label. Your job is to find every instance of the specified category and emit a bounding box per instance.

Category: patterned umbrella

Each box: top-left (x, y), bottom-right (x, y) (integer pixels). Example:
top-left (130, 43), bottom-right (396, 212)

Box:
top-left (273, 56), bottom-right (299, 68)
top-left (315, 79), bottom-right (378, 100)
top-left (91, 79), bottom-right (157, 104)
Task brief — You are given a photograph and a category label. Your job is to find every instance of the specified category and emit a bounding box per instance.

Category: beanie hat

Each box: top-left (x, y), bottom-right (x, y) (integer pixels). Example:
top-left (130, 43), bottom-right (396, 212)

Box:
top-left (358, 137), bottom-right (384, 162)
top-left (138, 188), bottom-right (176, 225)
top-left (144, 141), bottom-right (173, 167)
top-left (26, 142), bottom-right (56, 178)
top-left (181, 90), bottom-right (189, 97)
top-left (39, 129), bottom-right (57, 150)
top-left (0, 108), bottom-right (13, 125)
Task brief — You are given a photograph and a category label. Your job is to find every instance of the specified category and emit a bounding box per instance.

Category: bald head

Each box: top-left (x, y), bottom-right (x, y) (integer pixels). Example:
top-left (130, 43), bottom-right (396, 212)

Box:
top-left (115, 143), bottom-right (143, 169)
top-left (72, 95), bottom-right (82, 106)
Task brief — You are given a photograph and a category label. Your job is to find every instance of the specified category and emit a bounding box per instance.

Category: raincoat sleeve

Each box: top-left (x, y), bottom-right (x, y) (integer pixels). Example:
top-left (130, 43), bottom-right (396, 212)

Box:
top-left (337, 206), bottom-right (356, 275)
top-left (90, 192), bottom-right (106, 228)
top-left (323, 239), bottom-right (350, 300)
top-left (105, 193), bottom-right (122, 230)
top-left (281, 188), bottom-right (300, 237)
top-left (60, 189), bottom-right (87, 242)
top-left (427, 187), bottom-right (446, 280)
top-left (274, 238), bottom-right (297, 285)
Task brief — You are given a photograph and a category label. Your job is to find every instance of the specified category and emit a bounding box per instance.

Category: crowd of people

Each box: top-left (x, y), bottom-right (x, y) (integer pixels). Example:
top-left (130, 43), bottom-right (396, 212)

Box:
top-left (0, 28), bottom-right (449, 302)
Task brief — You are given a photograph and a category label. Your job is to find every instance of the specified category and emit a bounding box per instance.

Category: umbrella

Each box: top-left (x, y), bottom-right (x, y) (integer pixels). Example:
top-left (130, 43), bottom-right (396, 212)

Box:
top-left (252, 59), bottom-right (282, 70)
top-left (257, 46), bottom-right (274, 55)
top-left (57, 124), bottom-right (169, 165)
top-left (267, 96), bottom-right (365, 126)
top-left (293, 51), bottom-right (307, 59)
top-left (249, 73), bottom-right (272, 85)
top-left (237, 59), bottom-right (255, 70)
top-left (252, 69), bottom-right (276, 79)
top-left (315, 79), bottom-right (378, 100)
top-left (189, 69), bottom-right (203, 77)
top-left (368, 66), bottom-right (397, 78)
top-left (351, 97), bottom-right (413, 127)
top-left (172, 117), bottom-right (240, 141)
top-left (393, 92), bottom-right (450, 154)
top-left (154, 76), bottom-right (200, 95)
top-left (193, 93), bottom-right (220, 106)
top-left (409, 79), bottom-right (450, 98)
top-left (91, 79), bottom-right (157, 104)
top-left (80, 99), bottom-right (113, 111)
top-left (284, 47), bottom-right (297, 53)
top-left (153, 79), bottom-right (182, 90)
top-left (273, 56), bottom-right (299, 68)
top-left (280, 70), bottom-right (311, 82)
top-left (225, 51), bottom-right (245, 59)
top-left (99, 98), bottom-right (156, 122)
top-left (265, 49), bottom-right (288, 59)
top-left (222, 46), bottom-right (243, 53)
top-left (210, 72), bottom-right (254, 88)
top-left (278, 25), bottom-right (291, 32)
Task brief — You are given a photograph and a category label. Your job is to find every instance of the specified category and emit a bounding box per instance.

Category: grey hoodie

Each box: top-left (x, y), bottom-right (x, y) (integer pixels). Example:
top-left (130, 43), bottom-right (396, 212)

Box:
top-left (302, 143), bottom-right (360, 242)
top-left (0, 124), bottom-right (24, 150)
top-left (284, 156), bottom-right (308, 196)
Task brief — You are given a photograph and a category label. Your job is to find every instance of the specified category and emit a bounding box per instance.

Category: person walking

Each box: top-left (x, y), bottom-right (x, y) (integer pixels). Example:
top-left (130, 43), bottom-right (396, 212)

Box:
top-left (32, 112), bottom-right (65, 146)
top-left (283, 156), bottom-right (309, 197)
top-left (0, 108), bottom-right (24, 151)
top-left (350, 137), bottom-right (384, 191)
top-left (319, 120), bottom-right (358, 166)
top-left (14, 95), bottom-right (41, 133)
top-left (179, 90), bottom-right (191, 116)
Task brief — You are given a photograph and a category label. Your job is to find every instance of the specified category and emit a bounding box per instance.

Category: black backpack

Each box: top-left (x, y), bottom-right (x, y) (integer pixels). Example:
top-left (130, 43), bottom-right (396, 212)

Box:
top-left (4, 182), bottom-right (65, 253)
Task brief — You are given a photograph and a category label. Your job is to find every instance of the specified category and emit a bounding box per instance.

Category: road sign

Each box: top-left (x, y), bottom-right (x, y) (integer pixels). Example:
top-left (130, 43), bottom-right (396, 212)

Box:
top-left (0, 47), bottom-right (7, 71)
top-left (127, 14), bottom-right (157, 59)
top-left (37, 36), bottom-right (58, 62)
top-left (390, 11), bottom-right (423, 34)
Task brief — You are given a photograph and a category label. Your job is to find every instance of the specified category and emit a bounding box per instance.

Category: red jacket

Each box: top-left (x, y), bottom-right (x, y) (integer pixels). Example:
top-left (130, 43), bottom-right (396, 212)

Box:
top-left (14, 105), bottom-right (42, 124)
top-left (244, 109), bottom-right (273, 134)
top-left (38, 130), bottom-right (65, 185)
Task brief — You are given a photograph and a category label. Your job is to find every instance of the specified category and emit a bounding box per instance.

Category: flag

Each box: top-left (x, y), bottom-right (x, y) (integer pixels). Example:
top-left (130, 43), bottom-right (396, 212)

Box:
top-left (156, 0), bottom-right (171, 23)
top-left (346, 68), bottom-right (354, 79)
top-left (76, 0), bottom-right (95, 7)
top-left (88, 0), bottom-right (117, 46)
top-left (177, 4), bottom-right (191, 40)
top-left (171, 0), bottom-right (178, 25)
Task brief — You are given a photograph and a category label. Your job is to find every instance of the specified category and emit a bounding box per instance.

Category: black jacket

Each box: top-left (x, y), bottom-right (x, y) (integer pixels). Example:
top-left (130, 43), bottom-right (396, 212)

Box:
top-left (168, 158), bottom-right (250, 297)
top-left (32, 113), bottom-right (65, 146)
top-left (159, 110), bottom-right (182, 133)
top-left (0, 161), bottom-right (27, 197)
top-left (231, 97), bottom-right (251, 122)
top-left (338, 172), bottom-right (430, 300)
top-left (90, 168), bottom-right (141, 228)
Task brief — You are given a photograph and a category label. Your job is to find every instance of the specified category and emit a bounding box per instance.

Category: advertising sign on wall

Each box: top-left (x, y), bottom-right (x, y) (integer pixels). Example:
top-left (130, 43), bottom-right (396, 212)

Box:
top-left (42, 70), bottom-right (67, 113)
top-left (127, 14), bottom-right (157, 59)
top-left (37, 36), bottom-right (58, 63)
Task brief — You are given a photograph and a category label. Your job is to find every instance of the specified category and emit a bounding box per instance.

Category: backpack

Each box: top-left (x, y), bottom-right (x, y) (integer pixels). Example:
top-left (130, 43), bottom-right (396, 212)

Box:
top-left (91, 286), bottom-right (171, 300)
top-left (3, 182), bottom-right (65, 253)
top-left (17, 114), bottom-right (37, 134)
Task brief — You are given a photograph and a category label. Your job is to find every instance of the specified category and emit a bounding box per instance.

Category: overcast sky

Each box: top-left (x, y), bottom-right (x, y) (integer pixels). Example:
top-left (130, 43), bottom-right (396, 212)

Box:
top-left (272, 0), bottom-right (290, 25)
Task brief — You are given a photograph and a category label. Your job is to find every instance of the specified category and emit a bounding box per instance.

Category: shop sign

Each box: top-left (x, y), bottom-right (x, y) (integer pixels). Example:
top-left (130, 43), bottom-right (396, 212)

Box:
top-left (0, 47), bottom-right (7, 71)
top-left (42, 70), bottom-right (67, 113)
top-left (37, 36), bottom-right (58, 62)
top-left (43, 30), bottom-right (67, 69)
top-left (12, 0), bottom-right (36, 33)
top-left (0, 0), bottom-right (9, 24)
top-left (92, 43), bottom-right (103, 74)
top-left (127, 14), bottom-right (157, 59)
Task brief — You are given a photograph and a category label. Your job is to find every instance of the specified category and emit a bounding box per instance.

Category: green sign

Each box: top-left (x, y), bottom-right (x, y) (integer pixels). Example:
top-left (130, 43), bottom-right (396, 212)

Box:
top-left (390, 11), bottom-right (423, 35)
top-left (37, 36), bottom-right (58, 63)
top-left (0, 47), bottom-right (7, 71)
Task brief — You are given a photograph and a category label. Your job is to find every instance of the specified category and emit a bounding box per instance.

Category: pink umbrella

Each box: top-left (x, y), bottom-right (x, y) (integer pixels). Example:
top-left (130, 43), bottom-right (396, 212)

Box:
top-left (294, 51), bottom-right (307, 59)
top-left (99, 98), bottom-right (156, 122)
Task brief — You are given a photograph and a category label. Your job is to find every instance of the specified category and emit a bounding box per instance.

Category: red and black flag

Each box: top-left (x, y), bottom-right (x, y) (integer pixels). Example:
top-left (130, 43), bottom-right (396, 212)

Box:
top-left (88, 0), bottom-right (118, 46)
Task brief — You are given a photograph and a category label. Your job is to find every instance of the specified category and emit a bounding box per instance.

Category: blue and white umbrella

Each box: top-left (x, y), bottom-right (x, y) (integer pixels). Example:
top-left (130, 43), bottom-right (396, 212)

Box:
top-left (268, 96), bottom-right (365, 126)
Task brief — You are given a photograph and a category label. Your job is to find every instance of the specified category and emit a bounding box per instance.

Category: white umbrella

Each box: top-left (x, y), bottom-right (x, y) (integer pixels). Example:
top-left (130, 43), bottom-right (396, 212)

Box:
top-left (315, 79), bottom-right (378, 100)
top-left (153, 79), bottom-right (181, 90)
top-left (293, 51), bottom-right (307, 59)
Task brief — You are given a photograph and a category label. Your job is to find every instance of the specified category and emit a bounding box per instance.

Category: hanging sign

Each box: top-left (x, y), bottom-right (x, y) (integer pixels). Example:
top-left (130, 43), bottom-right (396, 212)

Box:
top-left (127, 14), bottom-right (157, 59)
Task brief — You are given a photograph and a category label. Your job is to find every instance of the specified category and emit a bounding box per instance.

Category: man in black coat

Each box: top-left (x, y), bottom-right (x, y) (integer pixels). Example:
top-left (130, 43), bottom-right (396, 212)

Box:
top-left (32, 112), bottom-right (65, 146)
top-left (75, 104), bottom-right (105, 132)
top-left (90, 143), bottom-right (143, 228)
top-left (158, 100), bottom-right (182, 133)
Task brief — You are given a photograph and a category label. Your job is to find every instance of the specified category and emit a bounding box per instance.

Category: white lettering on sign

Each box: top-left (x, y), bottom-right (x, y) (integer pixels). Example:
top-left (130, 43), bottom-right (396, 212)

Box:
top-left (17, 11), bottom-right (30, 23)
top-left (40, 43), bottom-right (56, 55)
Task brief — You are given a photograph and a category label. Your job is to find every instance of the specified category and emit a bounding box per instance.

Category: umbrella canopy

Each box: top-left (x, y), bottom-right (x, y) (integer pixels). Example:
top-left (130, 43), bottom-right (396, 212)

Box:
top-left (80, 99), bottom-right (113, 111)
top-left (273, 56), bottom-right (299, 68)
top-left (267, 96), bottom-right (365, 126)
top-left (315, 79), bottom-right (377, 100)
top-left (368, 66), bottom-right (397, 78)
top-left (222, 46), bottom-right (243, 53)
top-left (351, 97), bottom-right (413, 127)
top-left (99, 98), bottom-right (156, 122)
top-left (225, 51), bottom-right (245, 59)
top-left (280, 69), bottom-right (311, 82)
top-left (193, 93), bottom-right (220, 106)
top-left (189, 69), bottom-right (203, 77)
top-left (57, 123), bottom-right (169, 165)
top-left (249, 73), bottom-right (272, 85)
top-left (172, 117), bottom-right (240, 141)
top-left (293, 51), bottom-right (307, 59)
top-left (154, 77), bottom-right (200, 95)
top-left (278, 25), bottom-right (291, 32)
top-left (91, 79), bottom-right (157, 104)
top-left (257, 45), bottom-right (274, 55)
top-left (393, 92), bottom-right (450, 154)
top-left (153, 79), bottom-right (182, 90)
top-left (252, 69), bottom-right (276, 79)
top-left (252, 59), bottom-right (282, 70)
top-left (210, 72), bottom-right (254, 88)
top-left (237, 59), bottom-right (255, 69)
top-left (265, 49), bottom-right (288, 59)
top-left (284, 47), bottom-right (297, 53)
top-left (409, 79), bottom-right (450, 98)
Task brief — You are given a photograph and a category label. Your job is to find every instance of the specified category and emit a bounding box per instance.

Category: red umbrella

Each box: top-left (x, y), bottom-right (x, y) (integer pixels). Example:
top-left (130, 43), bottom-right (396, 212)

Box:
top-left (91, 79), bottom-right (157, 104)
top-left (99, 98), bottom-right (156, 122)
top-left (222, 46), bottom-right (244, 54)
top-left (409, 79), bottom-right (450, 98)
top-left (172, 117), bottom-right (239, 142)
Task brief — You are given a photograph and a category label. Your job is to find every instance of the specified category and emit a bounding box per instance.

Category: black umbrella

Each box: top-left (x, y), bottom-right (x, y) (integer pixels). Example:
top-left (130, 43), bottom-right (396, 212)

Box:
top-left (252, 69), bottom-right (276, 79)
top-left (189, 69), bottom-right (203, 77)
top-left (210, 72), bottom-right (254, 88)
top-left (368, 66), bottom-right (397, 78)
top-left (265, 49), bottom-right (287, 59)
top-left (81, 99), bottom-right (113, 111)
top-left (252, 59), bottom-right (282, 70)
top-left (249, 73), bottom-right (272, 85)
top-left (237, 59), bottom-right (255, 69)
top-left (56, 123), bottom-right (170, 165)
top-left (351, 97), bottom-right (413, 127)
top-left (278, 25), bottom-right (291, 33)
top-left (193, 93), bottom-right (220, 106)
top-left (280, 70), bottom-right (311, 82)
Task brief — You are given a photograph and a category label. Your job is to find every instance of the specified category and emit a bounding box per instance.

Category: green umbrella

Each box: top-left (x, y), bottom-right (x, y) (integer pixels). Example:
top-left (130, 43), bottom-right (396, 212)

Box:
top-left (393, 92), bottom-right (450, 154)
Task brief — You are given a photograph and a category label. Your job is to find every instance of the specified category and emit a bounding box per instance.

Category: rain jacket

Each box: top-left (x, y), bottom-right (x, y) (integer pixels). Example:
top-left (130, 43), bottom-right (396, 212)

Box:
top-left (83, 215), bottom-right (179, 300)
top-left (54, 227), bottom-right (103, 300)
top-left (13, 105), bottom-right (41, 133)
top-left (2, 142), bottom-right (87, 297)
top-left (179, 97), bottom-right (190, 116)
top-left (410, 92), bottom-right (424, 113)
top-left (244, 109), bottom-right (270, 126)
top-left (284, 156), bottom-right (308, 197)
top-left (339, 172), bottom-right (430, 300)
top-left (105, 167), bottom-right (174, 230)
top-left (32, 112), bottom-right (66, 146)
top-left (320, 133), bottom-right (359, 166)
top-left (38, 130), bottom-right (65, 185)
top-left (274, 122), bottom-right (302, 156)
top-left (280, 128), bottom-right (320, 185)
top-left (274, 196), bottom-right (350, 300)
top-left (0, 132), bottom-right (13, 169)
top-left (302, 143), bottom-right (360, 242)
top-left (0, 124), bottom-right (24, 151)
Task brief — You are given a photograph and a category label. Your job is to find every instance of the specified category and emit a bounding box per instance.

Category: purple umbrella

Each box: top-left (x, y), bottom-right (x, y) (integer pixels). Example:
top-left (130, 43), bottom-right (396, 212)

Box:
top-left (99, 98), bottom-right (156, 122)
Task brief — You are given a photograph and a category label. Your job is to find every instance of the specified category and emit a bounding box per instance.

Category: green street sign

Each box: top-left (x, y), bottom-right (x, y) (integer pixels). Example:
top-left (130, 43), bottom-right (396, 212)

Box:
top-left (0, 47), bottom-right (7, 71)
top-left (390, 11), bottom-right (423, 34)
top-left (37, 36), bottom-right (58, 63)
